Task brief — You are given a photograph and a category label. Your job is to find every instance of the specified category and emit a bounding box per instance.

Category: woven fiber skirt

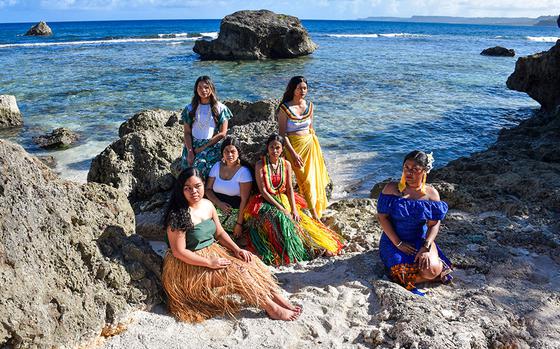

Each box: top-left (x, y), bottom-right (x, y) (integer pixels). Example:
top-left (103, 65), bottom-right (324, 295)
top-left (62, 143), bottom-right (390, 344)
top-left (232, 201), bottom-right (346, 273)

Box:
top-left (162, 243), bottom-right (279, 323)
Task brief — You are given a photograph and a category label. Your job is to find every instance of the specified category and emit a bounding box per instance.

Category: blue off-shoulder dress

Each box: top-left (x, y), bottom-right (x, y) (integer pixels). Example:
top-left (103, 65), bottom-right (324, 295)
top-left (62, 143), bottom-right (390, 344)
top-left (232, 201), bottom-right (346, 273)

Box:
top-left (377, 192), bottom-right (452, 290)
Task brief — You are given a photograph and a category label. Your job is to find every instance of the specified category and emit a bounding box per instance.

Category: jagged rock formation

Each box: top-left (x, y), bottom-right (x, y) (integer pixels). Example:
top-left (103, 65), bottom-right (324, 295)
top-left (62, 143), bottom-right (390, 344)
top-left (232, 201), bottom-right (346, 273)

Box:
top-left (24, 21), bottom-right (53, 36)
top-left (0, 95), bottom-right (23, 128)
top-left (507, 40), bottom-right (560, 112)
top-left (88, 100), bottom-right (278, 239)
top-left (33, 127), bottom-right (79, 149)
top-left (193, 10), bottom-right (317, 60)
top-left (480, 46), bottom-right (515, 57)
top-left (0, 139), bottom-right (163, 348)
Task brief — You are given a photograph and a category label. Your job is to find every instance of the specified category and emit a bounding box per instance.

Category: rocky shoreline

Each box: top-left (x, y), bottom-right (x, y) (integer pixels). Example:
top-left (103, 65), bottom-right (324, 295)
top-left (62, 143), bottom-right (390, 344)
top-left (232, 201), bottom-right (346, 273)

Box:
top-left (1, 40), bottom-right (559, 348)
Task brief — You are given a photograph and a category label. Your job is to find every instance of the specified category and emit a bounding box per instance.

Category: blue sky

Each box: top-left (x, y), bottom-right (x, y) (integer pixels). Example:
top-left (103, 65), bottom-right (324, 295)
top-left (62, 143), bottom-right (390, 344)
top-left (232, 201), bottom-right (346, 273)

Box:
top-left (0, 0), bottom-right (557, 23)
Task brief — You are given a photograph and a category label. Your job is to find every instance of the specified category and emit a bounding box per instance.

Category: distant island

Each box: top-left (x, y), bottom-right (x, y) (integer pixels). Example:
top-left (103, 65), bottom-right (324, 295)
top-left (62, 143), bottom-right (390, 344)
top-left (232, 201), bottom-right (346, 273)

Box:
top-left (358, 15), bottom-right (559, 27)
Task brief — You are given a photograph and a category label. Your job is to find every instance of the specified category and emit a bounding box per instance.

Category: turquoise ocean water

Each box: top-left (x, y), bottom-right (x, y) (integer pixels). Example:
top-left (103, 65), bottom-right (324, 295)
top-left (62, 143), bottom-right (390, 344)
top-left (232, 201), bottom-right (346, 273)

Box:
top-left (0, 19), bottom-right (558, 197)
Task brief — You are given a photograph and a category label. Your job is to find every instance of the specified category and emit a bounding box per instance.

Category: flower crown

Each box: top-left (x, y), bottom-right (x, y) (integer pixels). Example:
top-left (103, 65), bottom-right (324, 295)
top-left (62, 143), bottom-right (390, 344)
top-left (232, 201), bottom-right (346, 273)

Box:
top-left (425, 152), bottom-right (434, 173)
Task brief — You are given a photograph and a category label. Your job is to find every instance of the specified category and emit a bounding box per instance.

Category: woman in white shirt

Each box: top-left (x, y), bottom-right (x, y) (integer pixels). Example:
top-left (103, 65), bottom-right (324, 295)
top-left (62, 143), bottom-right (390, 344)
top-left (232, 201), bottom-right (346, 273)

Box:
top-left (181, 76), bottom-right (233, 178)
top-left (205, 136), bottom-right (253, 237)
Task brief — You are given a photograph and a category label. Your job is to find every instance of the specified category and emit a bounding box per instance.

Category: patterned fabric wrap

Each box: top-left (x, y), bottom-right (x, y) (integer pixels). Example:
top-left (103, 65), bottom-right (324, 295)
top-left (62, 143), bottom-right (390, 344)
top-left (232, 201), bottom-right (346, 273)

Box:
top-left (216, 207), bottom-right (240, 234)
top-left (162, 243), bottom-right (279, 323)
top-left (181, 138), bottom-right (222, 179)
top-left (390, 263), bottom-right (419, 290)
top-left (180, 102), bottom-right (232, 178)
top-left (285, 129), bottom-right (330, 218)
top-left (244, 191), bottom-right (344, 266)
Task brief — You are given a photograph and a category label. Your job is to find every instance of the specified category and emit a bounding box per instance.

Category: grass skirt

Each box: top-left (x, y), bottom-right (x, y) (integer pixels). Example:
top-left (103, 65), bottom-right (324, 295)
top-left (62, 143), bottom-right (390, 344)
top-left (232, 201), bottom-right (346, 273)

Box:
top-left (162, 243), bottom-right (279, 323)
top-left (244, 192), bottom-right (344, 265)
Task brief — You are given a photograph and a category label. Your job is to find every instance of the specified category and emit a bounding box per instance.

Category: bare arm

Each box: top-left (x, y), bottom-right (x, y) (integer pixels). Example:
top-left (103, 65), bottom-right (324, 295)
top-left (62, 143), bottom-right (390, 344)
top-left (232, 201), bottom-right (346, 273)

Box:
top-left (233, 181), bottom-right (252, 237)
top-left (284, 161), bottom-right (300, 221)
top-left (277, 109), bottom-right (303, 168)
top-left (377, 182), bottom-right (417, 255)
top-left (205, 176), bottom-right (230, 213)
top-left (183, 124), bottom-right (195, 165)
top-left (422, 186), bottom-right (442, 247)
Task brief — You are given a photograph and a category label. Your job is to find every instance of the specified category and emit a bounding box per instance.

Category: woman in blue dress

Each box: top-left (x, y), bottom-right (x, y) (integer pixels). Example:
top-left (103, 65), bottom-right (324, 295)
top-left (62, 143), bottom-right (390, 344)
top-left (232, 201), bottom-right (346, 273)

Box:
top-left (377, 150), bottom-right (453, 295)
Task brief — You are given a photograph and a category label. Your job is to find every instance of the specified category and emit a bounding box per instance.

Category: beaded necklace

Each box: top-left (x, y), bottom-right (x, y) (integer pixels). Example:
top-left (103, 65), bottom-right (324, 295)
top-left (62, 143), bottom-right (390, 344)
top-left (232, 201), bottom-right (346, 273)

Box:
top-left (195, 104), bottom-right (214, 129)
top-left (262, 155), bottom-right (286, 196)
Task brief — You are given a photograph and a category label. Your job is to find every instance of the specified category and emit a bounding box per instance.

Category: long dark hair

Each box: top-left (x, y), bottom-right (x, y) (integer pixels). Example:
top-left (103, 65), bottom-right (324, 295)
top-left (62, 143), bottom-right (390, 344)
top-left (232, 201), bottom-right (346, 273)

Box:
top-left (280, 76), bottom-right (308, 105)
top-left (163, 167), bottom-right (202, 233)
top-left (189, 75), bottom-right (220, 125)
top-left (221, 136), bottom-right (256, 192)
top-left (403, 150), bottom-right (429, 168)
top-left (263, 133), bottom-right (285, 156)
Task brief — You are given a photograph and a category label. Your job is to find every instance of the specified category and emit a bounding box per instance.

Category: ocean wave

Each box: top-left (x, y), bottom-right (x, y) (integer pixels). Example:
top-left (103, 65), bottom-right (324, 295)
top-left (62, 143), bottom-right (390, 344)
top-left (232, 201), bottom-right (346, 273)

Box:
top-left (526, 36), bottom-right (559, 43)
top-left (156, 32), bottom-right (218, 39)
top-left (327, 33), bottom-right (430, 38)
top-left (0, 32), bottom-right (219, 49)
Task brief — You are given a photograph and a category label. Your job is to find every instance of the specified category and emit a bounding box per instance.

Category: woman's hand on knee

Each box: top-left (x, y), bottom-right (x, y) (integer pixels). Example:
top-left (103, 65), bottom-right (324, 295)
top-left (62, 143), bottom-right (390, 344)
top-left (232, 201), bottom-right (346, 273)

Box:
top-left (207, 257), bottom-right (231, 269)
top-left (236, 249), bottom-right (253, 263)
top-left (414, 247), bottom-right (431, 269)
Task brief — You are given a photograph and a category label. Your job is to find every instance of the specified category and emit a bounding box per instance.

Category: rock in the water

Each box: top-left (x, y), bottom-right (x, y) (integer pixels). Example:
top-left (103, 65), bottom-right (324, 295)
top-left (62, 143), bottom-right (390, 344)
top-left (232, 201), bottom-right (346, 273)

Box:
top-left (0, 95), bottom-right (23, 128)
top-left (507, 40), bottom-right (560, 112)
top-left (24, 21), bottom-right (53, 36)
top-left (37, 155), bottom-right (57, 168)
top-left (481, 46), bottom-right (515, 57)
top-left (33, 127), bottom-right (79, 149)
top-left (0, 139), bottom-right (162, 348)
top-left (193, 10), bottom-right (317, 60)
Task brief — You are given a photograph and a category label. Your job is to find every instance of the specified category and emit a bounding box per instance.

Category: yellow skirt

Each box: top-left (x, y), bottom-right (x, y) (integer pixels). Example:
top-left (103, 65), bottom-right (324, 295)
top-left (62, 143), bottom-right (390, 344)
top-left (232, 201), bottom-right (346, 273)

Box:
top-left (285, 131), bottom-right (330, 218)
top-left (162, 243), bottom-right (279, 323)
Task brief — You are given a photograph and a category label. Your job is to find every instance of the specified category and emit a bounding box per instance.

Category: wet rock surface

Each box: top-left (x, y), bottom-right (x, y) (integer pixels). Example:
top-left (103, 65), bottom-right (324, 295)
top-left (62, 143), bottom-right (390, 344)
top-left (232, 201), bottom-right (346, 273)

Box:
top-left (193, 10), bottom-right (317, 60)
top-left (24, 21), bottom-right (53, 36)
top-left (480, 46), bottom-right (515, 57)
top-left (0, 139), bottom-right (163, 348)
top-left (507, 40), bottom-right (560, 112)
top-left (88, 100), bottom-right (279, 240)
top-left (0, 95), bottom-right (23, 129)
top-left (32, 127), bottom-right (79, 149)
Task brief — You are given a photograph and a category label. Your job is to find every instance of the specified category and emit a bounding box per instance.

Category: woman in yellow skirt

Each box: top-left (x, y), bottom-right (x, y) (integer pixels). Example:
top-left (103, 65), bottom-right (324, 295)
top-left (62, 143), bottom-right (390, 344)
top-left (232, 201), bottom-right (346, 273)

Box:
top-left (162, 167), bottom-right (301, 322)
top-left (278, 76), bottom-right (330, 220)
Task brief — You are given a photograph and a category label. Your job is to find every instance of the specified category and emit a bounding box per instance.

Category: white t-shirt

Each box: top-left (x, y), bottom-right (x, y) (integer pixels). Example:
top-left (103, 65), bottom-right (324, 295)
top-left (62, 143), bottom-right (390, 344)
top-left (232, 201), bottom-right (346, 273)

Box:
top-left (191, 103), bottom-right (216, 140)
top-left (208, 162), bottom-right (252, 196)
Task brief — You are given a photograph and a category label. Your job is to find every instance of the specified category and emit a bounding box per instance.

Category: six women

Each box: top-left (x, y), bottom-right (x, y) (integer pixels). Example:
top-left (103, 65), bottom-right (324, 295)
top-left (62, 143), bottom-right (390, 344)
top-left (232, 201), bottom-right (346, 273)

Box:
top-left (162, 75), bottom-right (453, 323)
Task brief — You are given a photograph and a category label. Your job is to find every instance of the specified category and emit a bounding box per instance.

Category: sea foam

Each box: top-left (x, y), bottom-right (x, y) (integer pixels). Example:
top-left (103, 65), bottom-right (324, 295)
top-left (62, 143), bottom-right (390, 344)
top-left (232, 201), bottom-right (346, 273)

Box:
top-left (526, 36), bottom-right (560, 43)
top-left (327, 33), bottom-right (430, 38)
top-left (0, 32), bottom-right (219, 49)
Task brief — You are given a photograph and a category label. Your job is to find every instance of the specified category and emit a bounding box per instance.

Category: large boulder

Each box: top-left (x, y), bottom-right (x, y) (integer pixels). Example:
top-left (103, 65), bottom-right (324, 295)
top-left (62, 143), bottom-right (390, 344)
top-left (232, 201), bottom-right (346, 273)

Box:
top-left (88, 100), bottom-right (278, 240)
top-left (24, 21), bottom-right (53, 36)
top-left (480, 46), bottom-right (515, 57)
top-left (0, 95), bottom-right (23, 129)
top-left (0, 139), bottom-right (163, 348)
top-left (32, 127), bottom-right (79, 149)
top-left (507, 40), bottom-right (560, 112)
top-left (193, 10), bottom-right (317, 60)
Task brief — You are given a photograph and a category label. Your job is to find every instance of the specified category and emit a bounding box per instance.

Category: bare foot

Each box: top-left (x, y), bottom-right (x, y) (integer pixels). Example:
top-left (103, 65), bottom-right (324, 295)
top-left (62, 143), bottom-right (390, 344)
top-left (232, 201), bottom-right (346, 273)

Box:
top-left (322, 250), bottom-right (335, 257)
top-left (266, 304), bottom-right (300, 321)
top-left (272, 293), bottom-right (302, 313)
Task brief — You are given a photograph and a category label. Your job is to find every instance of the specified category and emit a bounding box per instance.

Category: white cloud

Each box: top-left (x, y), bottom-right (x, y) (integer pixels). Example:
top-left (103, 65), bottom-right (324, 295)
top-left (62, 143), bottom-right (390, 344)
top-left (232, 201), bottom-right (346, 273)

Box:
top-left (0, 0), bottom-right (557, 19)
top-left (0, 0), bottom-right (18, 8)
